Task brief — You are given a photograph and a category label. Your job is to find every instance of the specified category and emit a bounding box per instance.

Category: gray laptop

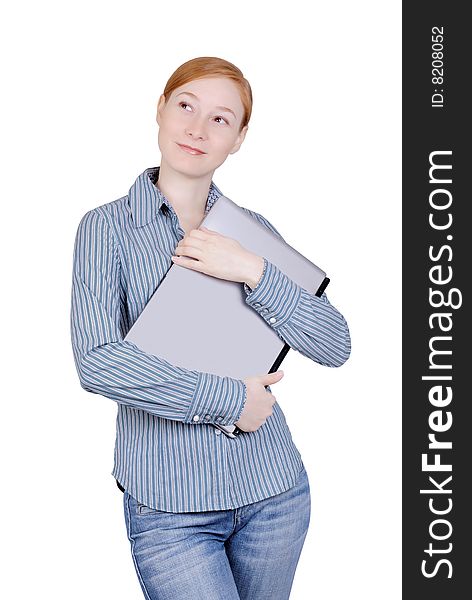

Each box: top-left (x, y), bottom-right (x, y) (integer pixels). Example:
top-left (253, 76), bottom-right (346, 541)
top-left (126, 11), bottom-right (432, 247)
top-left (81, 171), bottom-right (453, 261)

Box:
top-left (125, 195), bottom-right (329, 436)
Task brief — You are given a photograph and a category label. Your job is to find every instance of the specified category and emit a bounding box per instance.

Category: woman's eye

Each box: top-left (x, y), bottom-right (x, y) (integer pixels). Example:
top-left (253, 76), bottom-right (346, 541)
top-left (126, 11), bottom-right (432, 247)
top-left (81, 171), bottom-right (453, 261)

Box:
top-left (179, 102), bottom-right (227, 125)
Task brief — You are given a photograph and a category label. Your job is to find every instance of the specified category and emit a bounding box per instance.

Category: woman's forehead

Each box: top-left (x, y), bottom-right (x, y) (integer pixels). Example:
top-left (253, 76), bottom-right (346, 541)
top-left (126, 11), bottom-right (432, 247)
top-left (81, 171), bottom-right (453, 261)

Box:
top-left (173, 77), bottom-right (242, 106)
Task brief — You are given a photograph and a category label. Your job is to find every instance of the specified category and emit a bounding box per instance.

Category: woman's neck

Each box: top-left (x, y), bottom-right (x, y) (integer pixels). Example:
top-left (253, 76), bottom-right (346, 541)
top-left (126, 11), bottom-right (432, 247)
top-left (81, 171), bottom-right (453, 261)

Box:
top-left (156, 159), bottom-right (214, 218)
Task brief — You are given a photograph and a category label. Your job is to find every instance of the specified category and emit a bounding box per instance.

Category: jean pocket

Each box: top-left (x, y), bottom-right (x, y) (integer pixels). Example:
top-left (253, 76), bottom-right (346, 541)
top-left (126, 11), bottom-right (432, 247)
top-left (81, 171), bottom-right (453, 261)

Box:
top-left (136, 500), bottom-right (164, 515)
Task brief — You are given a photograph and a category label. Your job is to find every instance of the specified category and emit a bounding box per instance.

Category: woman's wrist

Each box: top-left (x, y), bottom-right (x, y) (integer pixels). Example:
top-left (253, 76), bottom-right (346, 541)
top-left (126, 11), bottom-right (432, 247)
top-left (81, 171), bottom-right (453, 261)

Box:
top-left (244, 255), bottom-right (265, 290)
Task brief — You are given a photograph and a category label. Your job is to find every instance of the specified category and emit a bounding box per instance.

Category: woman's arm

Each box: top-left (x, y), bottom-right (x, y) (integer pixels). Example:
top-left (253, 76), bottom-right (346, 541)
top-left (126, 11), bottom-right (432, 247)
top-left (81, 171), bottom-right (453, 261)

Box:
top-left (70, 209), bottom-right (246, 425)
top-left (241, 208), bottom-right (351, 368)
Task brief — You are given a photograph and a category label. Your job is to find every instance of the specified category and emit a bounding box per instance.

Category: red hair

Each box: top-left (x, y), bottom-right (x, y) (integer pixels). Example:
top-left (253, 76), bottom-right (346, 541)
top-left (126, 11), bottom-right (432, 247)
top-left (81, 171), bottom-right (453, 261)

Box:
top-left (162, 57), bottom-right (253, 133)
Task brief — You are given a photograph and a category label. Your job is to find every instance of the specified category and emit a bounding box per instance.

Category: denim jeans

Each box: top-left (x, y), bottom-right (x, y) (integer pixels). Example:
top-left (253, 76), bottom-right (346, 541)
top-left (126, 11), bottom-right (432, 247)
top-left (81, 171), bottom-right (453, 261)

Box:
top-left (123, 464), bottom-right (311, 600)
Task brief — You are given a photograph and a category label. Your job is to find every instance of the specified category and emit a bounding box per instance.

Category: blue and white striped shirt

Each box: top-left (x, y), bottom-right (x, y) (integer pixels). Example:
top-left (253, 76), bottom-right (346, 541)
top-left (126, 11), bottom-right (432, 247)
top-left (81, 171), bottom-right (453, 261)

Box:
top-left (70, 166), bottom-right (351, 512)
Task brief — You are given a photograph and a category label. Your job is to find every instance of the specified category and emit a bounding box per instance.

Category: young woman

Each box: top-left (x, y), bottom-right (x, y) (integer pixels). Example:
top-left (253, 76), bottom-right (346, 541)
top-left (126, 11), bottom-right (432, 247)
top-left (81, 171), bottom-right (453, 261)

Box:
top-left (71, 56), bottom-right (351, 600)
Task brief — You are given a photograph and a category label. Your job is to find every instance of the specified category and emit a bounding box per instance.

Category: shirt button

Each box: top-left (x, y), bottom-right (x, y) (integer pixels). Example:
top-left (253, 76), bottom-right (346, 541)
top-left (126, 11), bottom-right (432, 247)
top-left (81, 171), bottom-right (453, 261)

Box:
top-left (261, 308), bottom-right (269, 314)
top-left (254, 302), bottom-right (262, 308)
top-left (215, 428), bottom-right (222, 435)
top-left (216, 416), bottom-right (223, 423)
top-left (204, 414), bottom-right (211, 421)
top-left (269, 317), bottom-right (277, 324)
top-left (192, 415), bottom-right (200, 422)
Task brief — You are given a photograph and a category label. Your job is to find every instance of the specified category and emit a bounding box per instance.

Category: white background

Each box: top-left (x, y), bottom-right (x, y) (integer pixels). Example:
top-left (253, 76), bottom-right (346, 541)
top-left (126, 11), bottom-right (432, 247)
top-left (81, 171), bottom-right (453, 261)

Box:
top-left (1, 1), bottom-right (401, 598)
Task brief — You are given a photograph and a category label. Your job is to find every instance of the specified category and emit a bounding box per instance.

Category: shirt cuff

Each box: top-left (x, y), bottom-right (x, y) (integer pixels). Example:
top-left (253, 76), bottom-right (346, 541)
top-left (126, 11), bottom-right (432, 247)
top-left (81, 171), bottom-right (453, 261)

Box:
top-left (183, 372), bottom-right (247, 427)
top-left (243, 258), bottom-right (302, 328)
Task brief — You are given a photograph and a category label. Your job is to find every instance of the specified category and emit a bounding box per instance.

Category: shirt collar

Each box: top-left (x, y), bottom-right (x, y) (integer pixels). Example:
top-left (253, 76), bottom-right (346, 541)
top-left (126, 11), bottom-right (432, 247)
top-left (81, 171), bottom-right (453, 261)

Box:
top-left (128, 166), bottom-right (223, 228)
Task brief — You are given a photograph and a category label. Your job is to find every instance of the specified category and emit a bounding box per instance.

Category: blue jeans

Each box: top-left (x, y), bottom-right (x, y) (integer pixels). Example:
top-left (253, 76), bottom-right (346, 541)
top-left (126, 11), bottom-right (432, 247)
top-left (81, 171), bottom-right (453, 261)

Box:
top-left (123, 464), bottom-right (311, 600)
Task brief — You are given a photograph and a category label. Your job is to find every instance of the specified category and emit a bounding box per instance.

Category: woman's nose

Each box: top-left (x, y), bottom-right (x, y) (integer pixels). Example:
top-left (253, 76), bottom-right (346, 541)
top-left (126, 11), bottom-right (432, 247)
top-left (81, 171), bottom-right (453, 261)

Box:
top-left (185, 117), bottom-right (207, 140)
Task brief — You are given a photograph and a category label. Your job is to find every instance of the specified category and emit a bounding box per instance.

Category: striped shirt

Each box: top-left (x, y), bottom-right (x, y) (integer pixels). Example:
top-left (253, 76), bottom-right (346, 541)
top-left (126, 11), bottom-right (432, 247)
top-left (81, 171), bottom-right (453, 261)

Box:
top-left (70, 166), bottom-right (351, 512)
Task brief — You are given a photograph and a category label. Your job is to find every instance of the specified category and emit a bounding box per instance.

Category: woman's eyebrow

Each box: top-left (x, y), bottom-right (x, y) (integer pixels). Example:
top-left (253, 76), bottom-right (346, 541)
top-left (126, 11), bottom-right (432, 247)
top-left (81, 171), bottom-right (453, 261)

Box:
top-left (176, 91), bottom-right (236, 119)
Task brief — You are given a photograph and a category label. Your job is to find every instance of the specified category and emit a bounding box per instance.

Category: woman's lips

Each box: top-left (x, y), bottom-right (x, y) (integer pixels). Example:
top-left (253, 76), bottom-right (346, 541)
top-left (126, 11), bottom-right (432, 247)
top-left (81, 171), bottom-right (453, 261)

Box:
top-left (177, 143), bottom-right (206, 156)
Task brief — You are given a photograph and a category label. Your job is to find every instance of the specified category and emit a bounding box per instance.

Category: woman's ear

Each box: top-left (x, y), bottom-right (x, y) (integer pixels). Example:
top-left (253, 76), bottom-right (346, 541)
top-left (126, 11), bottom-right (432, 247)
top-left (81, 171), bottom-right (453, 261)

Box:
top-left (156, 94), bottom-right (166, 126)
top-left (229, 125), bottom-right (248, 155)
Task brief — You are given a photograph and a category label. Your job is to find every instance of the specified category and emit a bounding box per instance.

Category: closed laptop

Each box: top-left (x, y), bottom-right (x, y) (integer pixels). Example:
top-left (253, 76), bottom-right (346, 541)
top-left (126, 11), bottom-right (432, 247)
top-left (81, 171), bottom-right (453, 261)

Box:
top-left (124, 195), bottom-right (329, 383)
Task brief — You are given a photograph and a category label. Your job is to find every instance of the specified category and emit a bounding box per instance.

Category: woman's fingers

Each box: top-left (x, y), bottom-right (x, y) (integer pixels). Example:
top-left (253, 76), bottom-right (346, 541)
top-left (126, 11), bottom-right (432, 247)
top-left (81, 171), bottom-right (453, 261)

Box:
top-left (174, 244), bottom-right (204, 259)
top-left (171, 255), bottom-right (200, 266)
top-left (198, 226), bottom-right (218, 234)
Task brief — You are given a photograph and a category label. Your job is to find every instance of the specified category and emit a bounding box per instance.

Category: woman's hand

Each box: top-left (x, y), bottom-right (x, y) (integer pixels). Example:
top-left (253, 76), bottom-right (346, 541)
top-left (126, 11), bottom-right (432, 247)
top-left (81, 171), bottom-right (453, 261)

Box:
top-left (171, 226), bottom-right (264, 288)
top-left (236, 370), bottom-right (284, 432)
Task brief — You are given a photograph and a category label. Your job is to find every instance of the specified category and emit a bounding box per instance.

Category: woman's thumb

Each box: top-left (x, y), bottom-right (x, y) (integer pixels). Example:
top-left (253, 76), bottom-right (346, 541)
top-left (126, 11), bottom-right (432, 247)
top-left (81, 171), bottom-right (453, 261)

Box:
top-left (263, 370), bottom-right (284, 384)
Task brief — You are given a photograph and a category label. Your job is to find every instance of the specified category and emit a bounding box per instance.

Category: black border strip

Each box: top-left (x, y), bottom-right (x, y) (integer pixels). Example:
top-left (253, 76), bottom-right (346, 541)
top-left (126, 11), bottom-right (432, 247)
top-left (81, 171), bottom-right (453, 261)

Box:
top-left (403, 4), bottom-right (469, 597)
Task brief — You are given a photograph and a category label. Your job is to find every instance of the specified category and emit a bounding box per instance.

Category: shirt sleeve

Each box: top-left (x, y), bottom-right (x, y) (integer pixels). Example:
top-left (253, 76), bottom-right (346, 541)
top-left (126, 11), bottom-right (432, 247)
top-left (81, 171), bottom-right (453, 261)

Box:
top-left (70, 209), bottom-right (246, 426)
top-left (241, 209), bottom-right (351, 368)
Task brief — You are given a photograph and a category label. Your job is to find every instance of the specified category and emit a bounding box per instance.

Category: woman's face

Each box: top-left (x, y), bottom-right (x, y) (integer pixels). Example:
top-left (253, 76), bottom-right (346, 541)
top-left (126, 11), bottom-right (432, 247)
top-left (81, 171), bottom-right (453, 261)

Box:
top-left (156, 77), bottom-right (248, 177)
